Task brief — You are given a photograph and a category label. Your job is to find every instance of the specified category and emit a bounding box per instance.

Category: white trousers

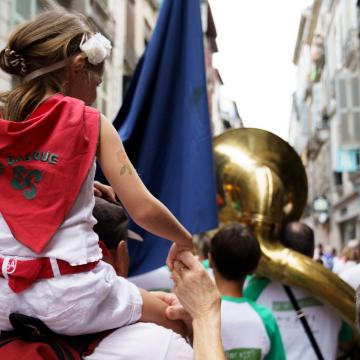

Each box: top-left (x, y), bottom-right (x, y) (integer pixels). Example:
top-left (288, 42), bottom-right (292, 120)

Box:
top-left (0, 261), bottom-right (142, 335)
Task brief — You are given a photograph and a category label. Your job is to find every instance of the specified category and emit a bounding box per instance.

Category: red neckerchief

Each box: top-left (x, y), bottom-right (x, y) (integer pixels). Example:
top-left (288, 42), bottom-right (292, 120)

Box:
top-left (0, 94), bottom-right (99, 253)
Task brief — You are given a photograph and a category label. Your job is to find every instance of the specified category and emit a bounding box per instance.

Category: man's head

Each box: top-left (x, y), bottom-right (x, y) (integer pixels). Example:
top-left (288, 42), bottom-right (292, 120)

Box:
top-left (280, 222), bottom-right (315, 258)
top-left (209, 223), bottom-right (261, 281)
top-left (93, 197), bottom-right (128, 250)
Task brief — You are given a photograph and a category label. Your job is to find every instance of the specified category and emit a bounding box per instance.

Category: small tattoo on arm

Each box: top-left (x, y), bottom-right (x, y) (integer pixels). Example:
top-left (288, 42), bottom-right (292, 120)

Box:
top-left (120, 164), bottom-right (133, 175)
top-left (116, 150), bottom-right (133, 175)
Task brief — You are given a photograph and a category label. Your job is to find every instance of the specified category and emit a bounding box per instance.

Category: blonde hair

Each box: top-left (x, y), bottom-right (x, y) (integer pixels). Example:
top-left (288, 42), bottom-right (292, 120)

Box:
top-left (0, 9), bottom-right (104, 122)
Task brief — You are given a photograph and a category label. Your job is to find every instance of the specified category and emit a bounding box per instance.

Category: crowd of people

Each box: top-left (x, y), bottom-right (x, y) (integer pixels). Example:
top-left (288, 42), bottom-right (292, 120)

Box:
top-left (0, 7), bottom-right (359, 360)
top-left (314, 241), bottom-right (360, 291)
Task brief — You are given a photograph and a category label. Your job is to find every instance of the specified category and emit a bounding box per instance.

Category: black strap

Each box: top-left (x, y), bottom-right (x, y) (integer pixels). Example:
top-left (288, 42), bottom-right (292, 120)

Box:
top-left (0, 313), bottom-right (76, 360)
top-left (1, 313), bottom-right (110, 358)
top-left (283, 285), bottom-right (324, 360)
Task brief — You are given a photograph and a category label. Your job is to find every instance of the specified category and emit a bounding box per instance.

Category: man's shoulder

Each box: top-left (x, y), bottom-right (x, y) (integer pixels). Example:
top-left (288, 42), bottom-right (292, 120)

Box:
top-left (245, 276), bottom-right (321, 302)
top-left (243, 275), bottom-right (275, 301)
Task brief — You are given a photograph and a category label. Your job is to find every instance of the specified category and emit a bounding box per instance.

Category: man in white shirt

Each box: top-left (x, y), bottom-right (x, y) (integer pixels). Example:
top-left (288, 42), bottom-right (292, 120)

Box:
top-left (244, 222), bottom-right (353, 360)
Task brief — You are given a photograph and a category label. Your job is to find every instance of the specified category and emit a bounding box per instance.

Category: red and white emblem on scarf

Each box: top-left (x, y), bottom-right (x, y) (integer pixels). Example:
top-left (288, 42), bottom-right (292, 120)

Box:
top-left (6, 259), bottom-right (17, 274)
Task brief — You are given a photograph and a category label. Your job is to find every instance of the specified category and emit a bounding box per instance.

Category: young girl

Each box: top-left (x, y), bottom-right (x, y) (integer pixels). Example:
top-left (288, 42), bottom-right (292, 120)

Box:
top-left (0, 9), bottom-right (193, 337)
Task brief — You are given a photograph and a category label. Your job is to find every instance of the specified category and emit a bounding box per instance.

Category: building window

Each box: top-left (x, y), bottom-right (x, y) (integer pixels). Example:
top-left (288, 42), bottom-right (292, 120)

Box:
top-left (334, 171), bottom-right (343, 186)
top-left (336, 148), bottom-right (360, 172)
top-left (340, 218), bottom-right (356, 246)
top-left (11, 0), bottom-right (39, 28)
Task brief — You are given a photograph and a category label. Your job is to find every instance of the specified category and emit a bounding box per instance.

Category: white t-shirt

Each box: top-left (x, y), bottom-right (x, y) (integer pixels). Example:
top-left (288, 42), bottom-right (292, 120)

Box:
top-left (128, 266), bottom-right (174, 291)
top-left (244, 277), bottom-right (352, 360)
top-left (339, 264), bottom-right (360, 289)
top-left (84, 322), bottom-right (193, 360)
top-left (332, 257), bottom-right (346, 274)
top-left (334, 260), bottom-right (357, 275)
top-left (221, 296), bottom-right (285, 360)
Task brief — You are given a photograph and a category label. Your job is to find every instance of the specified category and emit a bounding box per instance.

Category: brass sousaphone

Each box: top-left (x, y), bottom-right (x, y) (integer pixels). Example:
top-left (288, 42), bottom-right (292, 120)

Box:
top-left (213, 128), bottom-right (356, 330)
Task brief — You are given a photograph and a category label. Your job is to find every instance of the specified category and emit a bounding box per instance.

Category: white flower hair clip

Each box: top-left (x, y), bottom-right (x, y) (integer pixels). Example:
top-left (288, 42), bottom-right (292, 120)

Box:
top-left (80, 33), bottom-right (112, 65)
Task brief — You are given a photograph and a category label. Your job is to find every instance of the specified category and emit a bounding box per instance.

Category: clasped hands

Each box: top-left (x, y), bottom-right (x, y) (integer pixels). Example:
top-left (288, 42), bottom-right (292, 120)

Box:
top-left (153, 252), bottom-right (221, 339)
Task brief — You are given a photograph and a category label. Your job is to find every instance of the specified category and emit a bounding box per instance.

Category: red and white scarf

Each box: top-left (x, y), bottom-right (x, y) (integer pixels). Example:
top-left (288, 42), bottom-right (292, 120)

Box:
top-left (0, 94), bottom-right (99, 253)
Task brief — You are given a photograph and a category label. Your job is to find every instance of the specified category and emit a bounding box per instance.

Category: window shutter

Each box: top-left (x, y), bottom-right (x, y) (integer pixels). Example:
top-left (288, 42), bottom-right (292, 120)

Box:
top-left (351, 76), bottom-right (360, 107)
top-left (340, 113), bottom-right (350, 144)
top-left (336, 72), bottom-right (360, 147)
top-left (350, 75), bottom-right (360, 145)
top-left (336, 74), bottom-right (349, 146)
top-left (337, 78), bottom-right (347, 109)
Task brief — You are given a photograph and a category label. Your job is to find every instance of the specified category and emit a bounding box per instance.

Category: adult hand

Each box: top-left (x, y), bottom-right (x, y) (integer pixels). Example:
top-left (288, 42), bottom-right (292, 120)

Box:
top-left (93, 181), bottom-right (117, 203)
top-left (151, 291), bottom-right (192, 337)
top-left (171, 252), bottom-right (225, 360)
top-left (171, 251), bottom-right (220, 320)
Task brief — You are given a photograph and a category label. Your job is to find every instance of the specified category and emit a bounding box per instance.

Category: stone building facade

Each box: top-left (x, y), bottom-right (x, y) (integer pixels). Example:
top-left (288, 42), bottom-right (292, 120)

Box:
top-left (290, 0), bottom-right (360, 250)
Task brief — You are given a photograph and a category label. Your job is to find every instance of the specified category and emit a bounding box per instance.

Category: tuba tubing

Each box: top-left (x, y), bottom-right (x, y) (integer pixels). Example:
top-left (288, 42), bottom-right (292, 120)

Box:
top-left (257, 229), bottom-right (355, 329)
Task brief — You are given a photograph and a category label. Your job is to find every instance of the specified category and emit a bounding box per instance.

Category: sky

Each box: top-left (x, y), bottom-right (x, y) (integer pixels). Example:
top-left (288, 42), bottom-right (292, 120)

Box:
top-left (208, 0), bottom-right (313, 141)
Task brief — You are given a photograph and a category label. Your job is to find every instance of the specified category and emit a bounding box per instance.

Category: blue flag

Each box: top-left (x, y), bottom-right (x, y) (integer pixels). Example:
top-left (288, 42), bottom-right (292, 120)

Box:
top-left (113, 0), bottom-right (218, 275)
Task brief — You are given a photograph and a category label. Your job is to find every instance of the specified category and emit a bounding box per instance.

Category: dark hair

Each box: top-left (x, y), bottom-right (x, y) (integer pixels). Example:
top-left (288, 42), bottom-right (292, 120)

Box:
top-left (93, 197), bottom-right (128, 250)
top-left (210, 223), bottom-right (261, 281)
top-left (199, 234), bottom-right (211, 260)
top-left (280, 222), bottom-right (314, 258)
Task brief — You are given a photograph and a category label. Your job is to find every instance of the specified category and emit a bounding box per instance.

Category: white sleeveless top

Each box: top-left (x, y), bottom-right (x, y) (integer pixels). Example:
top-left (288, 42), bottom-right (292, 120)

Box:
top-left (0, 162), bottom-right (102, 265)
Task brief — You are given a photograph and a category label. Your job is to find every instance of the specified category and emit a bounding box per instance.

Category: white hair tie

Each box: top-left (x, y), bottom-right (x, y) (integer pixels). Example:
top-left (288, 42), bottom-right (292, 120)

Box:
top-left (23, 60), bottom-right (67, 82)
top-left (80, 32), bottom-right (112, 65)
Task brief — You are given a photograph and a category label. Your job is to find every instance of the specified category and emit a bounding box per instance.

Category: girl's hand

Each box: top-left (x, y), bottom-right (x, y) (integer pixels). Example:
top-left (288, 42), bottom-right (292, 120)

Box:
top-left (166, 242), bottom-right (193, 271)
